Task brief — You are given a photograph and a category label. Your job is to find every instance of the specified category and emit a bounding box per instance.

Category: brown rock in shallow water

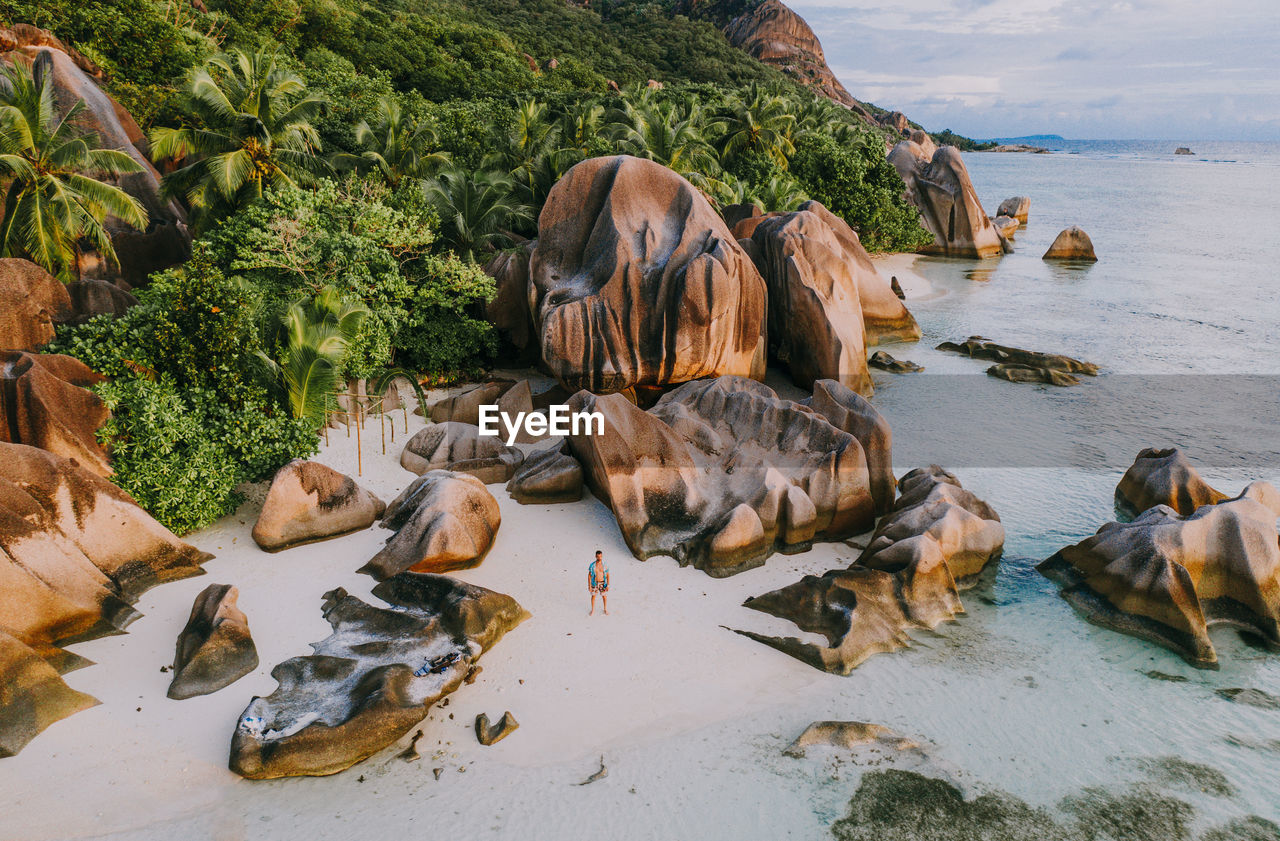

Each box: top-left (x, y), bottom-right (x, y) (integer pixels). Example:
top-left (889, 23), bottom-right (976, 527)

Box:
top-left (987, 363), bottom-right (1080, 386)
top-left (937, 336), bottom-right (1098, 376)
top-left (0, 259), bottom-right (71, 350)
top-left (505, 445), bottom-right (583, 504)
top-left (0, 352), bottom-right (110, 476)
top-left (168, 584), bottom-right (258, 700)
top-left (252, 460), bottom-right (385, 551)
top-left (868, 351), bottom-right (923, 374)
top-left (1043, 226), bottom-right (1097, 261)
top-left (401, 422), bottom-right (523, 483)
top-left (475, 711), bottom-right (519, 745)
top-left (361, 471), bottom-right (500, 580)
top-left (1115, 447), bottom-right (1225, 519)
top-left (991, 215), bottom-right (1019, 239)
top-left (888, 143), bottom-right (1003, 258)
top-left (997, 196), bottom-right (1030, 223)
top-left (229, 574), bottom-right (527, 779)
top-left (530, 155), bottom-right (766, 394)
top-left (0, 628), bottom-right (97, 757)
top-left (1038, 482), bottom-right (1280, 668)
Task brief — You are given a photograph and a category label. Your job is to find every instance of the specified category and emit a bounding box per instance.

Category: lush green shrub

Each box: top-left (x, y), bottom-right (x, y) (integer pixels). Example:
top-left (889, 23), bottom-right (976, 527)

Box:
top-left (790, 132), bottom-right (933, 253)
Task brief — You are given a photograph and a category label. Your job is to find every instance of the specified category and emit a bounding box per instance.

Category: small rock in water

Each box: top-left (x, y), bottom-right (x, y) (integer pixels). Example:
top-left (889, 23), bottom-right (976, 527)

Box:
top-left (1142, 670), bottom-right (1189, 683)
top-left (1174, 147), bottom-right (1194, 155)
top-left (868, 350), bottom-right (923, 374)
top-left (1216, 688), bottom-right (1280, 710)
top-left (988, 363), bottom-right (1080, 387)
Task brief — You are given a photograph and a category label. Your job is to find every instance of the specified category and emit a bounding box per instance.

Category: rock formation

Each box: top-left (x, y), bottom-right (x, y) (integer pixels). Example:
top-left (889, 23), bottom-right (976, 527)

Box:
top-left (803, 379), bottom-right (895, 516)
top-left (483, 242), bottom-right (537, 362)
top-left (997, 196), bottom-right (1030, 223)
top-left (475, 711), bottom-right (519, 746)
top-left (738, 467), bottom-right (1002, 674)
top-left (401, 422), bottom-right (524, 483)
top-left (0, 442), bottom-right (210, 752)
top-left (0, 259), bottom-right (72, 350)
top-left (991, 215), bottom-right (1019, 239)
top-left (505, 445), bottom-right (584, 504)
top-left (937, 337), bottom-right (1098, 376)
top-left (1039, 482), bottom-right (1280, 668)
top-left (0, 352), bottom-right (111, 476)
top-left (888, 142), bottom-right (1003, 258)
top-left (987, 363), bottom-right (1080, 386)
top-left (565, 376), bottom-right (878, 576)
top-left (361, 471), bottom-right (501, 580)
top-left (229, 574), bottom-right (527, 779)
top-left (720, 0), bottom-right (870, 116)
top-left (252, 460), bottom-right (385, 551)
top-left (2, 40), bottom-right (191, 286)
top-left (58, 279), bottom-right (138, 326)
top-left (881, 111), bottom-right (910, 134)
top-left (1043, 226), bottom-right (1097, 261)
top-left (784, 720), bottom-right (920, 757)
top-left (167, 584), bottom-right (258, 700)
top-left (1115, 447), bottom-right (1226, 519)
top-left (721, 202), bottom-right (762, 230)
top-left (868, 351), bottom-right (923, 373)
top-left (530, 155), bottom-right (766, 394)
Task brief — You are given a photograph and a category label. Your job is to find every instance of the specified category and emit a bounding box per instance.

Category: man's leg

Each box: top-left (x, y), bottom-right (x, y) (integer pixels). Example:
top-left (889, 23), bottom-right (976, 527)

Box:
top-left (602, 592), bottom-right (608, 615)
top-left (589, 592), bottom-right (596, 616)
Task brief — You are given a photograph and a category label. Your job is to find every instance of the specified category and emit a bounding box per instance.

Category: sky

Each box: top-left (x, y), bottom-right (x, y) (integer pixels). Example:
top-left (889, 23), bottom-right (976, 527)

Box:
top-left (789, 0), bottom-right (1280, 140)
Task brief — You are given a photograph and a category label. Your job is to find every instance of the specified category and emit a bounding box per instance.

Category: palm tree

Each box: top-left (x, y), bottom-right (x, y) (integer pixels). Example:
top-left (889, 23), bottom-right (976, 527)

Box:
top-left (333, 97), bottom-right (448, 188)
top-left (424, 168), bottom-right (532, 262)
top-left (150, 48), bottom-right (328, 227)
top-left (483, 99), bottom-right (562, 174)
top-left (0, 57), bottom-right (147, 280)
top-left (608, 93), bottom-right (720, 187)
top-left (260, 286), bottom-right (369, 424)
top-left (718, 83), bottom-right (796, 169)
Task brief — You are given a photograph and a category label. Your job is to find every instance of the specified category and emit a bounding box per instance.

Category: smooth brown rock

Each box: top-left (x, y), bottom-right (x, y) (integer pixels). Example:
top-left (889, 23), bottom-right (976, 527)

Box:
top-left (784, 720), bottom-right (919, 757)
top-left (483, 242), bottom-right (537, 361)
top-left (429, 382), bottom-right (512, 426)
top-left (252, 460), bottom-right (385, 551)
top-left (937, 336), bottom-right (1098, 376)
top-left (868, 350), bottom-right (923, 373)
top-left (475, 711), bottom-right (519, 746)
top-left (907, 130), bottom-right (937, 158)
top-left (566, 376), bottom-right (876, 576)
top-left (168, 584), bottom-right (258, 700)
top-left (1039, 482), bottom-right (1280, 668)
top-left (1115, 447), bottom-right (1226, 519)
top-left (0, 259), bottom-right (71, 350)
top-left (400, 422), bottom-right (523, 483)
top-left (805, 379), bottom-right (895, 516)
top-left (229, 575), bottom-right (527, 779)
top-left (888, 142), bottom-right (1003, 258)
top-left (997, 196), bottom-right (1030, 223)
top-left (721, 202), bottom-right (762, 230)
top-left (0, 628), bottom-right (97, 757)
top-left (881, 111), bottom-right (910, 134)
top-left (57, 279), bottom-right (138, 326)
top-left (1043, 226), bottom-right (1097, 261)
top-left (987, 363), bottom-right (1079, 386)
top-left (505, 445), bottom-right (583, 504)
top-left (530, 155), bottom-right (766, 394)
top-left (0, 352), bottom-right (110, 476)
top-left (361, 471), bottom-right (500, 580)
top-left (991, 215), bottom-right (1019, 239)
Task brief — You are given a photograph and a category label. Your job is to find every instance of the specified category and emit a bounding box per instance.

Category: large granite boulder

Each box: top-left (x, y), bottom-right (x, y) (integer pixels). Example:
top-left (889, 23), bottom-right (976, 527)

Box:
top-left (360, 471), bottom-right (501, 580)
top-left (57, 279), bottom-right (138, 326)
top-left (0, 352), bottom-right (111, 476)
top-left (888, 142), bottom-right (1003, 258)
top-left (1039, 482), bottom-right (1280, 668)
top-left (804, 380), bottom-right (895, 516)
top-left (252, 460), bottom-right (385, 551)
top-left (167, 584), bottom-right (258, 700)
top-left (997, 196), bottom-right (1030, 223)
top-left (0, 259), bottom-right (72, 350)
top-left (530, 155), bottom-right (766, 394)
top-left (7, 46), bottom-right (190, 286)
top-left (483, 241), bottom-right (537, 362)
top-left (505, 445), bottom-right (583, 504)
top-left (0, 628), bottom-right (97, 757)
top-left (565, 376), bottom-right (877, 576)
top-left (229, 574), bottom-right (528, 779)
top-left (1043, 226), bottom-right (1097, 261)
top-left (739, 467), bottom-right (1002, 674)
top-left (991, 215), bottom-right (1019, 239)
top-left (400, 422), bottom-right (523, 483)
top-left (1115, 447), bottom-right (1226, 519)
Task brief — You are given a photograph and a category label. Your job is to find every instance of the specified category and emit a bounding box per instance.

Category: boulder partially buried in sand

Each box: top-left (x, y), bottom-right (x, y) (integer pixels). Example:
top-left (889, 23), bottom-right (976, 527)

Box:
top-left (0, 351), bottom-right (111, 476)
top-left (888, 142), bottom-right (1003, 258)
top-left (400, 422), bottom-right (523, 483)
top-left (1038, 482), bottom-right (1280, 668)
top-left (739, 467), bottom-right (1002, 674)
top-left (167, 584), bottom-right (258, 700)
top-left (229, 574), bottom-right (527, 779)
top-left (361, 471), bottom-right (501, 580)
top-left (1043, 226), bottom-right (1097, 261)
top-left (252, 460), bottom-right (385, 551)
top-left (1115, 447), bottom-right (1226, 518)
top-left (475, 711), bottom-right (519, 746)
top-left (566, 376), bottom-right (878, 576)
top-left (530, 155), bottom-right (766, 394)
top-left (784, 720), bottom-right (920, 757)
top-left (505, 445), bottom-right (583, 504)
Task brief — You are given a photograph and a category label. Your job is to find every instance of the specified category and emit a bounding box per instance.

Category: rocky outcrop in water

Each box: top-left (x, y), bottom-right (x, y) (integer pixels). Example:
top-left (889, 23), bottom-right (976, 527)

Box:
top-left (997, 196), bottom-right (1030, 223)
top-left (229, 574), bottom-right (527, 779)
top-left (565, 376), bottom-right (880, 576)
top-left (530, 155), bottom-right (766, 394)
top-left (991, 215), bottom-right (1019, 239)
top-left (1043, 226), bottom-right (1097, 261)
top-left (738, 467), bottom-right (1002, 674)
top-left (0, 352), bottom-right (111, 476)
top-left (1115, 448), bottom-right (1226, 518)
top-left (1039, 481), bottom-right (1280, 668)
top-left (361, 471), bottom-right (501, 580)
top-left (0, 260), bottom-right (72, 350)
top-left (167, 584), bottom-right (258, 700)
top-left (401, 422), bottom-right (524, 483)
top-left (0, 442), bottom-right (210, 752)
top-left (988, 363), bottom-right (1081, 386)
top-left (868, 351), bottom-right (924, 373)
top-left (888, 142), bottom-right (1003, 258)
top-left (252, 461), bottom-right (385, 551)
top-left (937, 337), bottom-right (1099, 377)
top-left (505, 445), bottom-right (583, 504)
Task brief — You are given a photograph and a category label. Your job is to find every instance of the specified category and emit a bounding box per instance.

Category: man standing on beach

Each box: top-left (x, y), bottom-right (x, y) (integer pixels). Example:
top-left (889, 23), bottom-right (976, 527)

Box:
top-left (588, 550), bottom-right (609, 616)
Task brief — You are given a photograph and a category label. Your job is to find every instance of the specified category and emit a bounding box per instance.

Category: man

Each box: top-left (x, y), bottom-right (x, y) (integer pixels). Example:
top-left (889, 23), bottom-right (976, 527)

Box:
top-left (587, 550), bottom-right (609, 616)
